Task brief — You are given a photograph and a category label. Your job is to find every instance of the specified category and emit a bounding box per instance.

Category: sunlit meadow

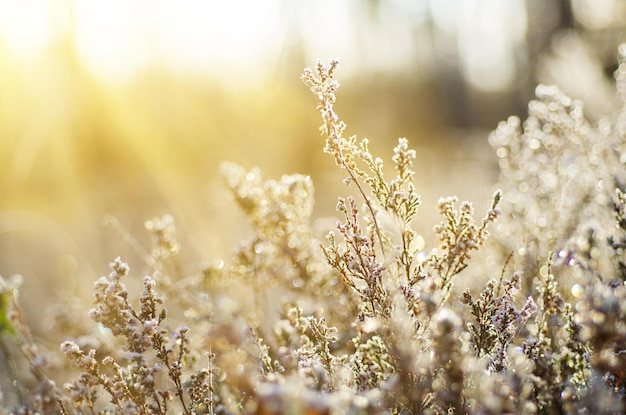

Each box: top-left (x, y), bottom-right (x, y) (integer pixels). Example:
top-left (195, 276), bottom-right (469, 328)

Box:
top-left (0, 1), bottom-right (497, 326)
top-left (1, 1), bottom-right (626, 414)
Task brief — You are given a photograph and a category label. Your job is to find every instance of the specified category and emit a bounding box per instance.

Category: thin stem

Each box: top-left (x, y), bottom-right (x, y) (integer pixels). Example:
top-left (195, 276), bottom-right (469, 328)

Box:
top-left (401, 230), bottom-right (413, 282)
top-left (342, 159), bottom-right (387, 259)
top-left (0, 337), bottom-right (23, 406)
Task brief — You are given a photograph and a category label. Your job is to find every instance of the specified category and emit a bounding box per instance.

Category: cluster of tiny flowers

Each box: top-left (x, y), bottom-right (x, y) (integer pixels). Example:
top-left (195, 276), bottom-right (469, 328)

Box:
top-left (300, 60), bottom-right (351, 171)
top-left (349, 333), bottom-right (394, 391)
top-left (462, 272), bottom-right (537, 372)
top-left (220, 162), bottom-right (319, 292)
top-left (576, 282), bottom-right (626, 386)
top-left (324, 196), bottom-right (388, 317)
top-left (302, 60), bottom-right (508, 414)
top-left (302, 59), bottom-right (421, 258)
top-left (145, 214), bottom-right (181, 259)
top-left (430, 191), bottom-right (501, 291)
top-left (389, 138), bottom-right (420, 222)
top-left (488, 80), bottom-right (622, 285)
top-left (5, 46), bottom-right (626, 415)
top-left (57, 258), bottom-right (217, 414)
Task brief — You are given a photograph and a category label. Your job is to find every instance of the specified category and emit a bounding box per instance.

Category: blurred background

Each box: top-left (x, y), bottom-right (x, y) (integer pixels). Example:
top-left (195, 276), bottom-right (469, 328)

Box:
top-left (0, 0), bottom-right (625, 325)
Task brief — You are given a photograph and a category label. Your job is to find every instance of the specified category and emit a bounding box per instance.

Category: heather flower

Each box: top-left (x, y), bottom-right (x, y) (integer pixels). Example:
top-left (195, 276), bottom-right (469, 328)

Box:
top-left (489, 81), bottom-right (622, 289)
top-left (3, 44), bottom-right (626, 415)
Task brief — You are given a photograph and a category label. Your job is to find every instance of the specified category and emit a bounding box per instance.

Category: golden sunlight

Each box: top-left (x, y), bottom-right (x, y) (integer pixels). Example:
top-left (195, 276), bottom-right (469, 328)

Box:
top-left (0, 1), bottom-right (423, 84)
top-left (73, 0), bottom-right (287, 84)
top-left (0, 0), bottom-right (295, 84)
top-left (2, 2), bottom-right (626, 411)
top-left (0, 0), bottom-right (623, 350)
top-left (0, 0), bottom-right (54, 59)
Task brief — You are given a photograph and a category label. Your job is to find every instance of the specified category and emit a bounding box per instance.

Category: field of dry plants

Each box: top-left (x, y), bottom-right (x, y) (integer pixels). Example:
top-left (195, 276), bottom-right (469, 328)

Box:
top-left (2, 39), bottom-right (626, 414)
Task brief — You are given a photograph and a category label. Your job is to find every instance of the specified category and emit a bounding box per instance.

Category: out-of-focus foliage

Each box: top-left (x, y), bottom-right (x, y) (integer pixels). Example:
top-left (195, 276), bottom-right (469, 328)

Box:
top-left (1, 43), bottom-right (626, 413)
